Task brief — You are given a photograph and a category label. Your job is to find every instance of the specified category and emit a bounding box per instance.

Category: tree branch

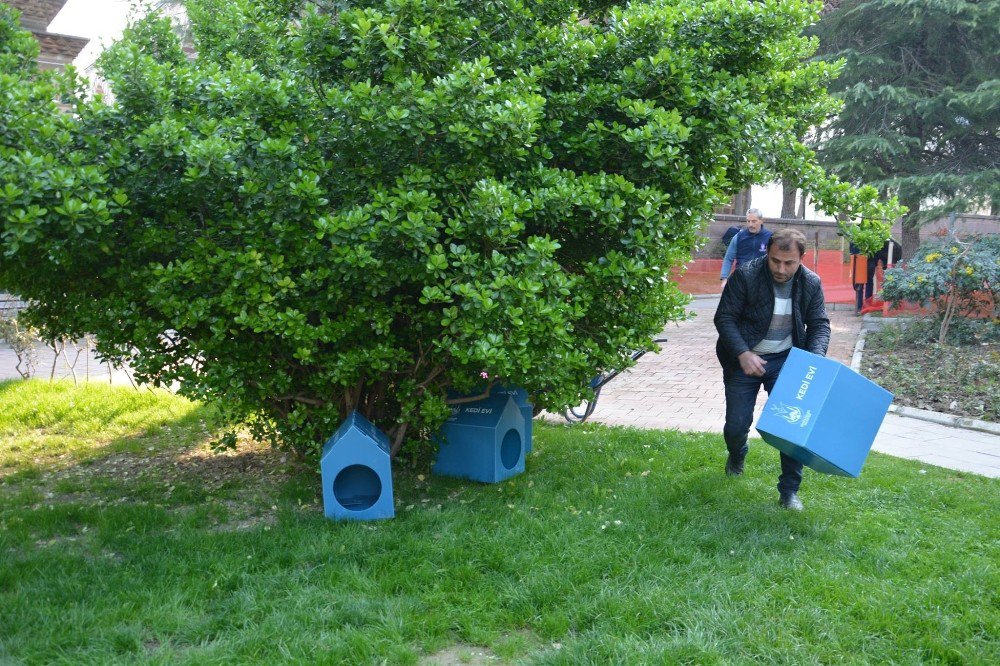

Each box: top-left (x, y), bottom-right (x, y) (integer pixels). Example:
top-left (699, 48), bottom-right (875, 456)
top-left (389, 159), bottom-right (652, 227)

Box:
top-left (275, 394), bottom-right (326, 406)
top-left (390, 422), bottom-right (408, 457)
top-left (445, 379), bottom-right (496, 405)
top-left (417, 364), bottom-right (445, 390)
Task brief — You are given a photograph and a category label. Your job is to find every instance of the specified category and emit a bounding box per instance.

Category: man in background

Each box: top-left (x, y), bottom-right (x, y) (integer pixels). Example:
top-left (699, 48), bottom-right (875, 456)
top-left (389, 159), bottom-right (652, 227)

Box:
top-left (720, 208), bottom-right (772, 288)
top-left (866, 237), bottom-right (902, 299)
top-left (713, 229), bottom-right (830, 510)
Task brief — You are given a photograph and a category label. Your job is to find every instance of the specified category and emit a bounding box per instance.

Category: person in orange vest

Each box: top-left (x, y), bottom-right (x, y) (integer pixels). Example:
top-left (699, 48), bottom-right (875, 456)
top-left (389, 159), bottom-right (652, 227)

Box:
top-left (850, 242), bottom-right (868, 313)
top-left (866, 238), bottom-right (902, 299)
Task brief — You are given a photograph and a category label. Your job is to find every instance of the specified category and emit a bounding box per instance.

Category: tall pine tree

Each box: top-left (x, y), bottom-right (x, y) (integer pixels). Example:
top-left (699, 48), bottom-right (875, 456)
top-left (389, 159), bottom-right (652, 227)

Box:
top-left (812, 0), bottom-right (999, 257)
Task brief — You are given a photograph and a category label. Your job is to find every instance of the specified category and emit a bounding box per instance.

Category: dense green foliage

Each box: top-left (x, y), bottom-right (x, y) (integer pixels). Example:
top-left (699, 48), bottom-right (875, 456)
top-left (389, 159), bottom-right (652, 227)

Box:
top-left (811, 0), bottom-right (1000, 256)
top-left (1, 1), bottom-right (899, 456)
top-left (843, 215), bottom-right (893, 257)
top-left (2, 382), bottom-right (998, 662)
top-left (882, 235), bottom-right (1000, 311)
top-left (881, 234), bottom-right (999, 342)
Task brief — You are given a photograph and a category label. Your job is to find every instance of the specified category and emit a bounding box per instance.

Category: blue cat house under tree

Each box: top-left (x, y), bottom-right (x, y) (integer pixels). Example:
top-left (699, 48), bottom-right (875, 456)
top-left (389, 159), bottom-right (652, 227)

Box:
top-left (320, 411), bottom-right (395, 521)
top-left (449, 384), bottom-right (534, 454)
top-left (492, 385), bottom-right (534, 454)
top-left (433, 393), bottom-right (526, 483)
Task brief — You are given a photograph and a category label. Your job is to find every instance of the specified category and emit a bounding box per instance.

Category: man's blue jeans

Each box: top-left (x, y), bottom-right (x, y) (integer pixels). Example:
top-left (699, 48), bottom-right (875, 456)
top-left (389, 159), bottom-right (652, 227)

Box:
top-left (723, 349), bottom-right (803, 494)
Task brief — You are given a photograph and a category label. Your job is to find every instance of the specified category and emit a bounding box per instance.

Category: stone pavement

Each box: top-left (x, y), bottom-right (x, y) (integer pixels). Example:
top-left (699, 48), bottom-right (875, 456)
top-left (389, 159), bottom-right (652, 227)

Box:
top-left (577, 295), bottom-right (1000, 479)
top-left (0, 340), bottom-right (134, 385)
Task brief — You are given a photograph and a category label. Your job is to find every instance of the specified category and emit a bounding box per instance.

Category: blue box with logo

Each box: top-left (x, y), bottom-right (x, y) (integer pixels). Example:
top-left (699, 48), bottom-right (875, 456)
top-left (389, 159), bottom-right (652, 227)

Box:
top-left (433, 393), bottom-right (526, 483)
top-left (755, 348), bottom-right (893, 477)
top-left (447, 384), bottom-right (534, 454)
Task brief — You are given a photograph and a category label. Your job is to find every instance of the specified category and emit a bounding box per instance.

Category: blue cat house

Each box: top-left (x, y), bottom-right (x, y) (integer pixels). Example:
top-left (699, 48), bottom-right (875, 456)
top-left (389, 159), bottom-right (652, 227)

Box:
top-left (320, 411), bottom-right (394, 521)
top-left (447, 384), bottom-right (534, 454)
top-left (433, 393), bottom-right (526, 483)
top-left (490, 385), bottom-right (534, 454)
top-left (756, 348), bottom-right (893, 478)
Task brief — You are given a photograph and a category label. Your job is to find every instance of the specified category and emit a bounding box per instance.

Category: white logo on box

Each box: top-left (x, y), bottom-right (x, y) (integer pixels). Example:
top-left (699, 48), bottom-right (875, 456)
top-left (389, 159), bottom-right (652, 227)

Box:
top-left (771, 402), bottom-right (813, 427)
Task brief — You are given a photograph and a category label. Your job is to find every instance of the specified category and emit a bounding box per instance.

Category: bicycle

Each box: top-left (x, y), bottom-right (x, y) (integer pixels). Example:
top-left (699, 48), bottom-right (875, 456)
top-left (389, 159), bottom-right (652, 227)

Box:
top-left (562, 337), bottom-right (669, 423)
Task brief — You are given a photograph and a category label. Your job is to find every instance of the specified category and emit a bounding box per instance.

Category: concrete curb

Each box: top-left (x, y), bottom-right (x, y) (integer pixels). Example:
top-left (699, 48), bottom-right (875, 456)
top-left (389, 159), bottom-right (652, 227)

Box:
top-left (828, 302), bottom-right (861, 311)
top-left (850, 327), bottom-right (867, 373)
top-left (852, 327), bottom-right (1000, 437)
top-left (887, 404), bottom-right (1000, 436)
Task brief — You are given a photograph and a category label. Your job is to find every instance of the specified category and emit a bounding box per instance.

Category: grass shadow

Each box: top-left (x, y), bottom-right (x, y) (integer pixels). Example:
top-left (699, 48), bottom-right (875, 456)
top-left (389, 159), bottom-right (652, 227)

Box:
top-left (1, 379), bottom-right (239, 489)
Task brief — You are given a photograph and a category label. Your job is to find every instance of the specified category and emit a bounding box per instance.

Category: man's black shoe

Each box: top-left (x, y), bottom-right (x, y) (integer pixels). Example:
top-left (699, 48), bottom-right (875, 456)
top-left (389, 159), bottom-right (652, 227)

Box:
top-left (725, 454), bottom-right (745, 476)
top-left (779, 491), bottom-right (804, 511)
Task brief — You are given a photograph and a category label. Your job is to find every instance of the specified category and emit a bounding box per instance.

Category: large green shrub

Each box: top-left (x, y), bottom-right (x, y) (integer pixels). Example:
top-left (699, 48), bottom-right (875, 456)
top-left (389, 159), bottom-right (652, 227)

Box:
top-left (1, 0), bottom-right (899, 458)
top-left (881, 234), bottom-right (1000, 344)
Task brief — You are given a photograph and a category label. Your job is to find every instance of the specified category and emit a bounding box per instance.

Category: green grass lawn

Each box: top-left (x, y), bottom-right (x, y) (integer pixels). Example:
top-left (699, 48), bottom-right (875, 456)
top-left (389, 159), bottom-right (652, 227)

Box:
top-left (1, 381), bottom-right (998, 664)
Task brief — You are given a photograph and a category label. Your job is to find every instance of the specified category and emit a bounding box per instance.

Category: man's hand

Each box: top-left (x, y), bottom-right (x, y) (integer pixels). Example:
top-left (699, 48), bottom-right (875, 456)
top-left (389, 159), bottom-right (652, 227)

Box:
top-left (720, 278), bottom-right (728, 291)
top-left (738, 351), bottom-right (767, 377)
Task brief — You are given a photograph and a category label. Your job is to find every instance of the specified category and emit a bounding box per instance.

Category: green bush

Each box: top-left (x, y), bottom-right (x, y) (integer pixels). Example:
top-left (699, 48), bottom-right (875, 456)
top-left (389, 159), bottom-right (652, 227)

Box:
top-left (868, 316), bottom-right (999, 348)
top-left (880, 235), bottom-right (1000, 343)
top-left (0, 0), bottom-right (899, 458)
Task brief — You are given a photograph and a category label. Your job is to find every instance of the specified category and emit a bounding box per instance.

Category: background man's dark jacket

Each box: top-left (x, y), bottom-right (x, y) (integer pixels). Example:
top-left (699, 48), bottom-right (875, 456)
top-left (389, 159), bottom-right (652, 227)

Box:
top-left (714, 256), bottom-right (831, 372)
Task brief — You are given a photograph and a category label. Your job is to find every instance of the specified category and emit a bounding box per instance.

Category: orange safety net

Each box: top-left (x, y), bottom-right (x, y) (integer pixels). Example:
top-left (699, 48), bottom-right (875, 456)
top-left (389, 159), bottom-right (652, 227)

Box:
top-left (674, 250), bottom-right (858, 303)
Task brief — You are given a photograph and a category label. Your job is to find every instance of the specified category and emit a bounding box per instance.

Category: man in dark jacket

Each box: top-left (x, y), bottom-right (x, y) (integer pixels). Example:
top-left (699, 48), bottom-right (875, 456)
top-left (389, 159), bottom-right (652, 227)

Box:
top-left (713, 228), bottom-right (830, 510)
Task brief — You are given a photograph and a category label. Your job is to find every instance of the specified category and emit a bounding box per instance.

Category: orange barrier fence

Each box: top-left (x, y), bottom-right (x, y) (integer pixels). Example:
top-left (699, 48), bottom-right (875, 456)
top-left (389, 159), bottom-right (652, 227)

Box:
top-left (673, 250), bottom-right (857, 303)
top-left (674, 251), bottom-right (995, 319)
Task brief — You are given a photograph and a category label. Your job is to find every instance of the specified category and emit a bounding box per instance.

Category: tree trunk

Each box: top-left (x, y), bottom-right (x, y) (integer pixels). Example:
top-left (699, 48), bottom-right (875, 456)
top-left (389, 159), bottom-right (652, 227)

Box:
top-left (900, 199), bottom-right (921, 261)
top-left (733, 188), bottom-right (752, 216)
top-left (781, 178), bottom-right (798, 218)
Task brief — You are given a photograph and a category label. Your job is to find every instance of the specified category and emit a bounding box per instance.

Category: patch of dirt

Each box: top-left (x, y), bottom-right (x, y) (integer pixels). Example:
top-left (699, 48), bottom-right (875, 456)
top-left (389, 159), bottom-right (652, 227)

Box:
top-left (419, 644), bottom-right (501, 666)
top-left (59, 436), bottom-right (289, 488)
top-left (207, 499), bottom-right (281, 533)
top-left (862, 340), bottom-right (999, 422)
top-left (10, 434), bottom-right (314, 525)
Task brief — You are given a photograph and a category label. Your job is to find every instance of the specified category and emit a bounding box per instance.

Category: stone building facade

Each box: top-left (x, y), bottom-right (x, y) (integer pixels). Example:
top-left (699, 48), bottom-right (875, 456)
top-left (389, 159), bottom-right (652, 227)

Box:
top-left (8, 0), bottom-right (88, 70)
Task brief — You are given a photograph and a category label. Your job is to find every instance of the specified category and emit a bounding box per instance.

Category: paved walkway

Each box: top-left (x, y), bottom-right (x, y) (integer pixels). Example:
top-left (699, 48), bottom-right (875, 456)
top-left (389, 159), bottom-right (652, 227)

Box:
top-left (3, 299), bottom-right (998, 478)
top-left (578, 296), bottom-right (1000, 479)
top-left (0, 340), bottom-right (134, 386)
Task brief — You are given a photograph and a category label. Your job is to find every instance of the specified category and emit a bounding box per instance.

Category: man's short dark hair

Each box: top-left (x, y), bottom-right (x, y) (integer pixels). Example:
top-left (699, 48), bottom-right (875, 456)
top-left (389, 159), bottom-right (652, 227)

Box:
top-left (767, 229), bottom-right (807, 256)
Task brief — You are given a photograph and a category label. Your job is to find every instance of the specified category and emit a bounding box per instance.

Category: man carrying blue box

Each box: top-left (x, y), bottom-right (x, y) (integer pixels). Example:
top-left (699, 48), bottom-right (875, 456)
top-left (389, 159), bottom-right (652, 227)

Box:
top-left (714, 229), bottom-right (830, 511)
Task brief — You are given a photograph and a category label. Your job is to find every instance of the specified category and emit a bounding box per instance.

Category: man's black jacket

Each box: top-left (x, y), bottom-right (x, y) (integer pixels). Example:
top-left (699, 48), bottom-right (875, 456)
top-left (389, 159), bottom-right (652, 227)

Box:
top-left (714, 256), bottom-right (831, 371)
